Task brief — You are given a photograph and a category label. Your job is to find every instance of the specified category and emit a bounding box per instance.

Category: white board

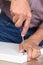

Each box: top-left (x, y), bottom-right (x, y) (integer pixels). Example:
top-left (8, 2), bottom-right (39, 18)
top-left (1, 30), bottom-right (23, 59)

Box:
top-left (0, 42), bottom-right (43, 63)
top-left (0, 42), bottom-right (27, 63)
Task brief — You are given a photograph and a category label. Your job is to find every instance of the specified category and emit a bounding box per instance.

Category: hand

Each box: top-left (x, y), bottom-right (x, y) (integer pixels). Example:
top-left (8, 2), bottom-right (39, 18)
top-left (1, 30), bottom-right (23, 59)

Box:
top-left (10, 0), bottom-right (32, 36)
top-left (19, 35), bottom-right (41, 61)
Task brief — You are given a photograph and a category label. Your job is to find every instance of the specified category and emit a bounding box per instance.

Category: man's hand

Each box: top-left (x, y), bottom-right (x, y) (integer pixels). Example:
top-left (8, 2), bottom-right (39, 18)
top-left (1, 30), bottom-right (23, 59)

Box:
top-left (19, 32), bottom-right (42, 61)
top-left (10, 0), bottom-right (32, 36)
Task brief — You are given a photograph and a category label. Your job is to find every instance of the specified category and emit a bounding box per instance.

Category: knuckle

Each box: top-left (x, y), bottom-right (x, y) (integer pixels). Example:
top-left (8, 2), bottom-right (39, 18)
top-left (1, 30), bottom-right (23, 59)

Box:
top-left (10, 6), bottom-right (13, 13)
top-left (29, 14), bottom-right (32, 18)
top-left (10, 8), bottom-right (14, 15)
top-left (25, 26), bottom-right (28, 29)
top-left (10, 6), bottom-right (11, 11)
top-left (34, 48), bottom-right (38, 53)
top-left (13, 16), bottom-right (15, 20)
top-left (37, 53), bottom-right (41, 58)
top-left (28, 13), bottom-right (32, 18)
top-left (37, 49), bottom-right (40, 52)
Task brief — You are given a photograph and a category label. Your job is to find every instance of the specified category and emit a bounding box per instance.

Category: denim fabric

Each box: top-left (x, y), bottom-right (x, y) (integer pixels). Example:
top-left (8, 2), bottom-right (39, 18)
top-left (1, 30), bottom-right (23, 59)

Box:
top-left (0, 12), bottom-right (43, 46)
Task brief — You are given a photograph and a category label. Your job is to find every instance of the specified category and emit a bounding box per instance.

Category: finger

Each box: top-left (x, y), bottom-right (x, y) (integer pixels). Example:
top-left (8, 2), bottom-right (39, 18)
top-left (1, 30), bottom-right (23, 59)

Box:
top-left (21, 17), bottom-right (30, 36)
top-left (32, 48), bottom-right (41, 59)
top-left (13, 15), bottom-right (19, 24)
top-left (19, 43), bottom-right (24, 53)
top-left (27, 47), bottom-right (33, 61)
top-left (15, 15), bottom-right (25, 27)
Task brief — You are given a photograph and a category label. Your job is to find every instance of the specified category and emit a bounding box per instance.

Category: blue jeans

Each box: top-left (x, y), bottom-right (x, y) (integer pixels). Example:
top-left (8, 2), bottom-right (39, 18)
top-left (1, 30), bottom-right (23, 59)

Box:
top-left (0, 12), bottom-right (43, 46)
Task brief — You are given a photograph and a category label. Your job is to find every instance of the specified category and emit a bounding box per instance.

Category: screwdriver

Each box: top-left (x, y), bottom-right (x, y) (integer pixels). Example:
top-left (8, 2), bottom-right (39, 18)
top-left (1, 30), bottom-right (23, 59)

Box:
top-left (20, 27), bottom-right (25, 55)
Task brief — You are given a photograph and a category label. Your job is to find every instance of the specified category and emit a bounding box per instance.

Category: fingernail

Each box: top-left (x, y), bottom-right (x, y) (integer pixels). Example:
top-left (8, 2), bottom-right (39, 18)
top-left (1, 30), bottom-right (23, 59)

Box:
top-left (27, 57), bottom-right (31, 61)
top-left (19, 50), bottom-right (23, 53)
top-left (21, 34), bottom-right (24, 37)
top-left (27, 58), bottom-right (31, 61)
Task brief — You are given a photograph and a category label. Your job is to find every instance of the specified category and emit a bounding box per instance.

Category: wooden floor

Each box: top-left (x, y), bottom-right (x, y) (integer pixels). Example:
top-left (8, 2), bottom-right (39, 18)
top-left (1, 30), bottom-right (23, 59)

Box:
top-left (0, 55), bottom-right (43, 65)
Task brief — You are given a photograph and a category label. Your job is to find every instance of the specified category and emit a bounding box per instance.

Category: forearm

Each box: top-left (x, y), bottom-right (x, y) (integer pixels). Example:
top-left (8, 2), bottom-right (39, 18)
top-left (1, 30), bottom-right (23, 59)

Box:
top-left (35, 28), bottom-right (43, 40)
top-left (33, 28), bottom-right (43, 45)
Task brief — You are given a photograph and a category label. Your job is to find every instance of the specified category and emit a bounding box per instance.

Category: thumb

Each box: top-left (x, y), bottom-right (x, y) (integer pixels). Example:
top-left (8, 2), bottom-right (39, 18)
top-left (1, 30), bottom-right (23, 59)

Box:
top-left (19, 43), bottom-right (24, 53)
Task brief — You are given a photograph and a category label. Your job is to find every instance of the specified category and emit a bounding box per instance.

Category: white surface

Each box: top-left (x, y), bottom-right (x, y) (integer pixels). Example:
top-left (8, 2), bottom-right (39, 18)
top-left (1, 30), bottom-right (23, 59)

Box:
top-left (0, 42), bottom-right (43, 63)
top-left (40, 48), bottom-right (43, 55)
top-left (0, 42), bottom-right (27, 63)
